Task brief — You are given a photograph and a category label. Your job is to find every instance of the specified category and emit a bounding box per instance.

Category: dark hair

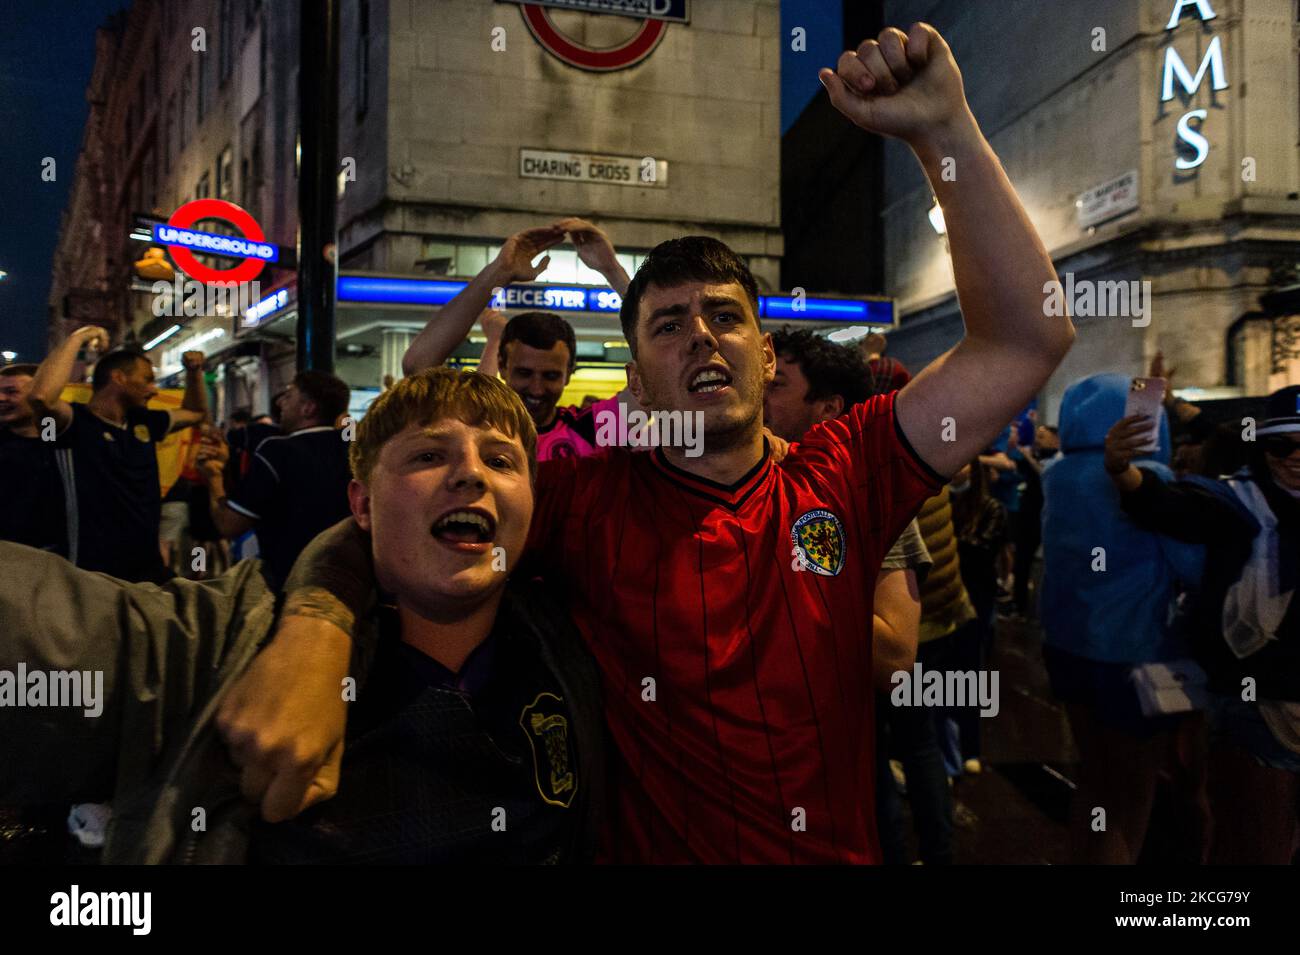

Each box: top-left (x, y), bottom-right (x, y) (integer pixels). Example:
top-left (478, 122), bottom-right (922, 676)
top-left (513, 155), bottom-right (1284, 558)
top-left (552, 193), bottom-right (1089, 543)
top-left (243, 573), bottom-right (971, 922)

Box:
top-left (92, 348), bottom-right (148, 391)
top-left (293, 370), bottom-right (351, 424)
top-left (0, 363), bottom-right (38, 378)
top-left (229, 409), bottom-right (252, 425)
top-left (1041, 425), bottom-right (1059, 436)
top-left (770, 327), bottom-right (870, 409)
top-left (499, 311), bottom-right (576, 375)
top-left (619, 236), bottom-right (760, 355)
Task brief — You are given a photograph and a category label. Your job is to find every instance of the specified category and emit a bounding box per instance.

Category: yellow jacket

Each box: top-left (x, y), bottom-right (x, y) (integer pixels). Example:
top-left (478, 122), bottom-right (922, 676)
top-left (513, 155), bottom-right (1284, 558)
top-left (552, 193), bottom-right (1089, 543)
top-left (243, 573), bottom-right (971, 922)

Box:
top-left (916, 486), bottom-right (976, 643)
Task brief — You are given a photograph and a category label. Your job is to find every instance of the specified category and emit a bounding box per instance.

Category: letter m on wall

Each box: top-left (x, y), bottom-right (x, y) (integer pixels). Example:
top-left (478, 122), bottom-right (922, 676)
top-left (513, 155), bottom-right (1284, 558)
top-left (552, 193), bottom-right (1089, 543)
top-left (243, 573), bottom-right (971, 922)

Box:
top-left (1161, 35), bottom-right (1228, 102)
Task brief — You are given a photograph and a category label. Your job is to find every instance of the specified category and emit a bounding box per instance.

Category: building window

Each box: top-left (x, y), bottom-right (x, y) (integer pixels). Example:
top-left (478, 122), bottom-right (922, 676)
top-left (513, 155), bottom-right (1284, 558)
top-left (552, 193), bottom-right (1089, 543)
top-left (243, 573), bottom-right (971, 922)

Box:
top-left (143, 147), bottom-right (157, 212)
top-left (357, 0), bottom-right (370, 116)
top-left (163, 97), bottom-right (174, 174)
top-left (412, 241), bottom-right (643, 284)
top-left (196, 171), bottom-right (211, 200)
top-left (197, 45), bottom-right (207, 122)
top-left (180, 66), bottom-right (191, 136)
top-left (241, 121), bottom-right (263, 218)
top-left (219, 0), bottom-right (233, 84)
top-left (249, 127), bottom-right (263, 218)
top-left (218, 146), bottom-right (234, 200)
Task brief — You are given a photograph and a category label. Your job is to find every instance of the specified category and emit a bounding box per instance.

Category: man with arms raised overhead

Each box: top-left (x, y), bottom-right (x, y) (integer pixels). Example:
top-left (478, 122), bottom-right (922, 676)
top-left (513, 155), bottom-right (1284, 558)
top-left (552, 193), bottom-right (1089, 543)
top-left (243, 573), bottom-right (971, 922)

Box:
top-left (402, 217), bottom-right (637, 461)
top-left (217, 23), bottom-right (1074, 863)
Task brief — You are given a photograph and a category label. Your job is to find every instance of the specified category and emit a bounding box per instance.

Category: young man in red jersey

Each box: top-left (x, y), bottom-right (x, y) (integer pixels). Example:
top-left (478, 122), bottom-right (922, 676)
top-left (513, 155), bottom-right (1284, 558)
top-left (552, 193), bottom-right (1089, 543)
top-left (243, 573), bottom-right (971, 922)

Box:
top-left (215, 23), bottom-right (1074, 862)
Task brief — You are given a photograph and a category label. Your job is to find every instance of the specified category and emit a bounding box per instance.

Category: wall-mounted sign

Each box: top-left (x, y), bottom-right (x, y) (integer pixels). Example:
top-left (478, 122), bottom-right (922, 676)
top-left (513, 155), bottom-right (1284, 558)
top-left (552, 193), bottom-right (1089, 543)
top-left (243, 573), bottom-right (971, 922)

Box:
top-left (1161, 0), bottom-right (1227, 171)
top-left (491, 284), bottom-right (625, 312)
top-left (520, 148), bottom-right (668, 188)
top-left (337, 276), bottom-right (894, 326)
top-left (1076, 170), bottom-right (1139, 229)
top-left (153, 199), bottom-right (275, 285)
top-left (243, 287), bottom-right (291, 328)
top-left (499, 0), bottom-right (688, 72)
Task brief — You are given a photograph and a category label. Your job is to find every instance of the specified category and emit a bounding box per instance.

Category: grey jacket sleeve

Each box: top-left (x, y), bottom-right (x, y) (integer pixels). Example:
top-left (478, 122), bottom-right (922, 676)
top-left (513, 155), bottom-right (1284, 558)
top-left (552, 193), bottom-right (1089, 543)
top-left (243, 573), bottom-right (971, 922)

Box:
top-left (0, 543), bottom-right (276, 805)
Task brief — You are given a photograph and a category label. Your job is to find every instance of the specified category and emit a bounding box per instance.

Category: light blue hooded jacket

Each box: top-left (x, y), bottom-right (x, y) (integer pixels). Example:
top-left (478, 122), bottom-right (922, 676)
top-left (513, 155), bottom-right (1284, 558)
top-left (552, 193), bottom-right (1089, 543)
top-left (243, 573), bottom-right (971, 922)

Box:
top-left (1040, 374), bottom-right (1205, 663)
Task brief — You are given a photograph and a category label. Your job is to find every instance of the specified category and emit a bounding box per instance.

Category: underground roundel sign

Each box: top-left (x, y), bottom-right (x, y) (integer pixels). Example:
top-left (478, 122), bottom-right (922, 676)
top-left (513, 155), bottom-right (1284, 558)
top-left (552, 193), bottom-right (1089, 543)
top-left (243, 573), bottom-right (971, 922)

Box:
top-left (152, 198), bottom-right (278, 285)
top-left (506, 0), bottom-right (689, 73)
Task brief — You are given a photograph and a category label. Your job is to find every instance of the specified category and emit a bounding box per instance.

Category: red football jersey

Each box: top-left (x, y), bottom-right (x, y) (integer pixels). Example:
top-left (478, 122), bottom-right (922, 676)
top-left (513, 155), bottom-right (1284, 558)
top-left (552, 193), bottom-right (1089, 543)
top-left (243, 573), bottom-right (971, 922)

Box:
top-left (526, 391), bottom-right (943, 863)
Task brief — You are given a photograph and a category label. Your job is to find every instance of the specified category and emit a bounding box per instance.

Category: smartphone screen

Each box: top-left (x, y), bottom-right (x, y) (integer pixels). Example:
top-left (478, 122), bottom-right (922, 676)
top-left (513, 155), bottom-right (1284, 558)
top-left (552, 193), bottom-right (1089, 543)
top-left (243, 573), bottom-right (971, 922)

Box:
top-left (1122, 377), bottom-right (1166, 452)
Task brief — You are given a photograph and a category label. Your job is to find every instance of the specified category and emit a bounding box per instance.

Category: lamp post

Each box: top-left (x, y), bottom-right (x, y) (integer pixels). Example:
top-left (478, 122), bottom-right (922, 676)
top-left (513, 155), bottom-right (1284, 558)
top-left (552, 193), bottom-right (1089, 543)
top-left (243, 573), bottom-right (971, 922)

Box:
top-left (296, 0), bottom-right (340, 373)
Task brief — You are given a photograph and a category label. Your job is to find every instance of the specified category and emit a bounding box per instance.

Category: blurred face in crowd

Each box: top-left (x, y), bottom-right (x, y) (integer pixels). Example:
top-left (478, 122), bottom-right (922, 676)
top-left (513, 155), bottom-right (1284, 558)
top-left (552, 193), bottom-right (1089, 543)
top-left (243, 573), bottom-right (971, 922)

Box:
top-left (1263, 433), bottom-right (1300, 492)
top-left (627, 280), bottom-right (774, 447)
top-left (764, 354), bottom-right (836, 443)
top-left (349, 415), bottom-right (532, 620)
top-left (501, 341), bottom-right (570, 429)
top-left (1035, 426), bottom-right (1059, 455)
top-left (276, 383), bottom-right (318, 432)
top-left (0, 373), bottom-right (35, 428)
top-left (113, 357), bottom-right (159, 409)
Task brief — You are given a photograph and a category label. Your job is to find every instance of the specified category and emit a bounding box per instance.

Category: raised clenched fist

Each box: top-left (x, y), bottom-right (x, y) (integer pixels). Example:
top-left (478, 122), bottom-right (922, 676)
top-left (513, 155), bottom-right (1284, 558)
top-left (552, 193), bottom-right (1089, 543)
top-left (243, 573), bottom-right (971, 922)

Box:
top-left (820, 23), bottom-right (972, 148)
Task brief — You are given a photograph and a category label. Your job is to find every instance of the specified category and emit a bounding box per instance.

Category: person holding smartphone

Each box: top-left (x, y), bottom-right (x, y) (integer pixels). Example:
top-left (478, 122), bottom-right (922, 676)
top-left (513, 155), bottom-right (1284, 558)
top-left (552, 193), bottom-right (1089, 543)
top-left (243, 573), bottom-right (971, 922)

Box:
top-left (1039, 373), bottom-right (1206, 864)
top-left (1105, 384), bottom-right (1300, 864)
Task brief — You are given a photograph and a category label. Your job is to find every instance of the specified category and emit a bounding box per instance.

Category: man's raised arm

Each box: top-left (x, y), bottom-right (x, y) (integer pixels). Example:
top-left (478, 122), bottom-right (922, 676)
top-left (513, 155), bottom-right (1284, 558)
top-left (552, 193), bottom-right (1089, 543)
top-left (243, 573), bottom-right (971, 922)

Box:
top-left (214, 517), bottom-right (376, 822)
top-left (29, 325), bottom-right (109, 433)
top-left (168, 350), bottom-right (210, 432)
top-left (401, 219), bottom-right (632, 377)
top-left (400, 224), bottom-right (566, 377)
top-left (822, 24), bottom-right (1074, 478)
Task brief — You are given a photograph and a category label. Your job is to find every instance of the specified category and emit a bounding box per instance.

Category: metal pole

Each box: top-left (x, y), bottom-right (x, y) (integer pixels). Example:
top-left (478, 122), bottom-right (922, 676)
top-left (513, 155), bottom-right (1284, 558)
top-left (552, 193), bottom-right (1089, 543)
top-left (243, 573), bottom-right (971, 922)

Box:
top-left (297, 0), bottom-right (340, 372)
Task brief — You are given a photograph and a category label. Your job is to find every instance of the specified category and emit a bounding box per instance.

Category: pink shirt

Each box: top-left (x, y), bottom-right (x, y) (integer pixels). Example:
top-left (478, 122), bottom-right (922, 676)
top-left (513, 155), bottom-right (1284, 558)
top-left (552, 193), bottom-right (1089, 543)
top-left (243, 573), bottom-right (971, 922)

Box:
top-left (536, 395), bottom-right (623, 461)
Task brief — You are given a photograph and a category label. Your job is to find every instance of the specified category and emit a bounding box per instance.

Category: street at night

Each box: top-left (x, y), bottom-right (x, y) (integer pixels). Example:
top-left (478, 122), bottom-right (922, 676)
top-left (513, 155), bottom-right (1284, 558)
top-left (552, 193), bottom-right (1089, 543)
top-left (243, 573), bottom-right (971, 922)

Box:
top-left (0, 0), bottom-right (1296, 938)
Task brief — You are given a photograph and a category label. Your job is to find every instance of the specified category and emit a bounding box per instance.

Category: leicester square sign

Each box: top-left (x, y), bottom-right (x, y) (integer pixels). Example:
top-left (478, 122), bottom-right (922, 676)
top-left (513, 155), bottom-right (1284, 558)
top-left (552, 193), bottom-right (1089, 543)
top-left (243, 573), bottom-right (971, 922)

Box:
top-left (1161, 0), bottom-right (1228, 171)
top-left (498, 0), bottom-right (689, 72)
top-left (152, 198), bottom-right (277, 285)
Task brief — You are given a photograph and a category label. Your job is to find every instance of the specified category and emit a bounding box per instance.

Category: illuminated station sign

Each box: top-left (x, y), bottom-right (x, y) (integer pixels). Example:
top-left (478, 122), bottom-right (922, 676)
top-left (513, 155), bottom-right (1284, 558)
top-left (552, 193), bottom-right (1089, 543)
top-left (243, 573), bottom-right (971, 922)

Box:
top-left (337, 276), bottom-right (893, 326)
top-left (153, 199), bottom-right (279, 285)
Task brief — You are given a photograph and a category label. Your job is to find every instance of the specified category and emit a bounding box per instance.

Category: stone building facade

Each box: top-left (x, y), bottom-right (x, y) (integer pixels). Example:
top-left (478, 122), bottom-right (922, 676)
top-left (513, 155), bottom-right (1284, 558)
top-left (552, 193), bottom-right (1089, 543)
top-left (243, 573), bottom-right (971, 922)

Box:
top-left (880, 0), bottom-right (1300, 419)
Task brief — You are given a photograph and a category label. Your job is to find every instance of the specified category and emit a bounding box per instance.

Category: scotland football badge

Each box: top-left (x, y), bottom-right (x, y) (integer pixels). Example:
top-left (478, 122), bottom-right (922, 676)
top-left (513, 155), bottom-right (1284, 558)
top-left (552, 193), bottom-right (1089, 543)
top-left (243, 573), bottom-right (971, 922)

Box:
top-left (790, 509), bottom-right (846, 577)
top-left (519, 692), bottom-right (577, 808)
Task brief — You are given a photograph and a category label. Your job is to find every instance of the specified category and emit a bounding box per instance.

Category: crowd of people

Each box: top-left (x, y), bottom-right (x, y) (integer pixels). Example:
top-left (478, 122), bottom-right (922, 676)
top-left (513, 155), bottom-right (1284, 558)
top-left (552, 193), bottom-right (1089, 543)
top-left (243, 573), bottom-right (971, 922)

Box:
top-left (0, 22), bottom-right (1296, 866)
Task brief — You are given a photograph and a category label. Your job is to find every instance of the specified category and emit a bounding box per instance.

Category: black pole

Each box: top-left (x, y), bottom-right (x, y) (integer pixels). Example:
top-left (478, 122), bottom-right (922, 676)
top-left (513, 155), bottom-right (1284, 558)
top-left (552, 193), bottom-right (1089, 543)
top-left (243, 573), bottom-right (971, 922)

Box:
top-left (297, 0), bottom-right (339, 372)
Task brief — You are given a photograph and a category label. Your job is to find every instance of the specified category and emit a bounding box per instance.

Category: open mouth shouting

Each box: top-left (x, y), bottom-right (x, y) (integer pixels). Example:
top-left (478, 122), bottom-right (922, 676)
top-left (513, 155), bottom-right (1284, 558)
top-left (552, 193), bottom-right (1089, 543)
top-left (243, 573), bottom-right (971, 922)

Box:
top-left (430, 506), bottom-right (497, 554)
top-left (687, 364), bottom-right (733, 398)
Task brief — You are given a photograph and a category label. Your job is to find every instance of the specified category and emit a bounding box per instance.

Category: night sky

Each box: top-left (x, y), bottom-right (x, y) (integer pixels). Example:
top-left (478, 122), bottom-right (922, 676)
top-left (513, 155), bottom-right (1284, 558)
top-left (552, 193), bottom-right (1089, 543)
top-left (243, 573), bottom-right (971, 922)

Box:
top-left (0, 0), bottom-right (842, 363)
top-left (0, 1), bottom-right (128, 362)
